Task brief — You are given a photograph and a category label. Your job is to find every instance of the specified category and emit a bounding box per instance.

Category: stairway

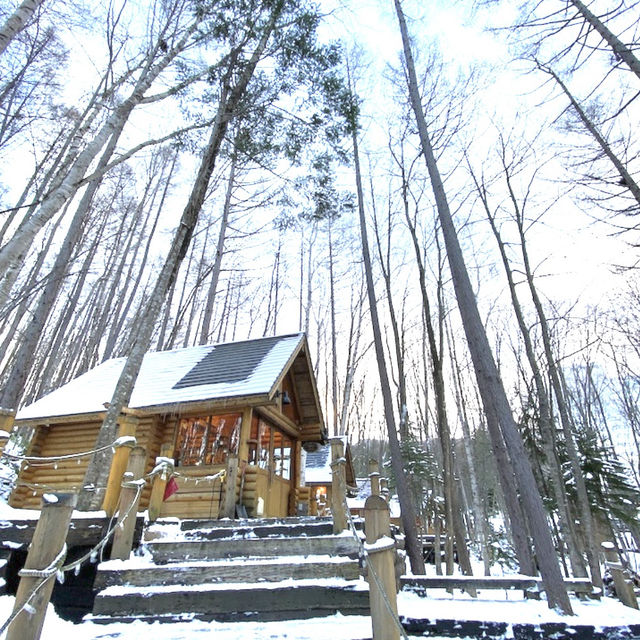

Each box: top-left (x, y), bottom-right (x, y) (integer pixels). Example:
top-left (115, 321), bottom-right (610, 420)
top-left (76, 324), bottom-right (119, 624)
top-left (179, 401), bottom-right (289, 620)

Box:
top-left (89, 516), bottom-right (369, 623)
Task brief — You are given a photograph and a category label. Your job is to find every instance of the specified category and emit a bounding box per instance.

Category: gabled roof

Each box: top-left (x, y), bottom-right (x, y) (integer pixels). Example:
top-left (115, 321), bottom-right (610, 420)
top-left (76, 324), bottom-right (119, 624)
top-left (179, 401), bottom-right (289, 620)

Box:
top-left (17, 334), bottom-right (322, 425)
top-left (304, 437), bottom-right (355, 487)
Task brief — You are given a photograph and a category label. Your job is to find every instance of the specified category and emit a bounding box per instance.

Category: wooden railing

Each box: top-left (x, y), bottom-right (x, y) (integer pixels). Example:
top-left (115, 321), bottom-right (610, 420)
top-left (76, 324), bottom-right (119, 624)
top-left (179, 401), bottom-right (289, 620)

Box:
top-left (401, 575), bottom-right (600, 599)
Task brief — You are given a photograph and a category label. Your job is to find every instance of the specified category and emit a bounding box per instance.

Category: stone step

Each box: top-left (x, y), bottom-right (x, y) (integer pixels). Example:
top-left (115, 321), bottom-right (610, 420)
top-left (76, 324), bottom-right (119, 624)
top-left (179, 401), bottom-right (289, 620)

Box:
top-left (146, 534), bottom-right (362, 563)
top-left (143, 516), bottom-right (343, 542)
top-left (91, 580), bottom-right (370, 622)
top-left (94, 555), bottom-right (361, 589)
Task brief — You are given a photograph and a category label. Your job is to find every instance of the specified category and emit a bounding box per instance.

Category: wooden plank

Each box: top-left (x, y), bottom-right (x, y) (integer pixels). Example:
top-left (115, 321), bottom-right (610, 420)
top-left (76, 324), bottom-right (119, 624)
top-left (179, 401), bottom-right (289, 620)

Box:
top-left (95, 558), bottom-right (359, 589)
top-left (402, 576), bottom-right (539, 590)
top-left (401, 575), bottom-right (597, 595)
top-left (147, 535), bottom-right (361, 563)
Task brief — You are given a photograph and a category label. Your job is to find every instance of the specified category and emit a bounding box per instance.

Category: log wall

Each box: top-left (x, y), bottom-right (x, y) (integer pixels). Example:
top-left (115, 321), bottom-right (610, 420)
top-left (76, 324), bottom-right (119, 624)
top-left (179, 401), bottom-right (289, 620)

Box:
top-left (9, 421), bottom-right (101, 509)
top-left (159, 464), bottom-right (236, 519)
top-left (10, 415), bottom-right (162, 511)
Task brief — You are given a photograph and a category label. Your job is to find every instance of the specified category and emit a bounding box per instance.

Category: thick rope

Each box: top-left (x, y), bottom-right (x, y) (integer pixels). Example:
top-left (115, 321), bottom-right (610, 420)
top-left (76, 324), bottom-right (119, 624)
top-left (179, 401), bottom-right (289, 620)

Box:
top-left (1, 435), bottom-right (136, 466)
top-left (0, 543), bottom-right (68, 636)
top-left (18, 544), bottom-right (67, 579)
top-left (0, 479), bottom-right (145, 635)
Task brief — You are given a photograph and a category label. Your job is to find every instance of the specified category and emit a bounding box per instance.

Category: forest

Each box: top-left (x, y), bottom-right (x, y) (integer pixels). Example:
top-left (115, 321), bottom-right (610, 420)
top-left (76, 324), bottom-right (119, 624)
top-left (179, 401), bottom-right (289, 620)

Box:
top-left (0, 0), bottom-right (640, 618)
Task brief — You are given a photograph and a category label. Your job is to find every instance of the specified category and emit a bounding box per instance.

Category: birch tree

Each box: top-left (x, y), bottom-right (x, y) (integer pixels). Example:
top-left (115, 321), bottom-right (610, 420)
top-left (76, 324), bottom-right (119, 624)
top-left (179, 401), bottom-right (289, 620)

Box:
top-left (0, 0), bottom-right (46, 57)
top-left (78, 0), bottom-right (351, 509)
top-left (0, 0), bottom-right (203, 310)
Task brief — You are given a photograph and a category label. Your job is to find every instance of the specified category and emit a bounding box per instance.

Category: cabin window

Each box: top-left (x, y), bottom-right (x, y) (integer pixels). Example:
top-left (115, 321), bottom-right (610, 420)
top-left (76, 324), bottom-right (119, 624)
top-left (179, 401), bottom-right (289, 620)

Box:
top-left (248, 416), bottom-right (293, 479)
top-left (175, 413), bottom-right (241, 466)
top-left (274, 431), bottom-right (292, 480)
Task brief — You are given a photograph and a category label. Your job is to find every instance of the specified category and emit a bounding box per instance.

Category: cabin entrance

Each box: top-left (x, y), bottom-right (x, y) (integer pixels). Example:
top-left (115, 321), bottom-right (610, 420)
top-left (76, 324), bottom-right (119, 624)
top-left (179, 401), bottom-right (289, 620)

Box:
top-left (159, 411), bottom-right (294, 519)
top-left (246, 415), bottom-right (293, 518)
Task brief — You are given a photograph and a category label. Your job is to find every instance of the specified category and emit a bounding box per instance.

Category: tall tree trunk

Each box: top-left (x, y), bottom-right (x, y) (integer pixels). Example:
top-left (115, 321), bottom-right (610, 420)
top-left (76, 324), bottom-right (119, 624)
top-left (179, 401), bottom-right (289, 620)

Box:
top-left (0, 121), bottom-right (137, 413)
top-left (397, 158), bottom-right (474, 580)
top-left (348, 64), bottom-right (425, 574)
top-left (471, 164), bottom-right (588, 579)
top-left (569, 0), bottom-right (640, 81)
top-left (77, 6), bottom-right (282, 510)
top-left (0, 20), bottom-right (198, 309)
top-left (393, 0), bottom-right (571, 612)
top-left (512, 203), bottom-right (603, 590)
top-left (328, 219), bottom-right (339, 436)
top-left (339, 277), bottom-right (366, 436)
top-left (370, 188), bottom-right (407, 435)
top-left (447, 320), bottom-right (491, 576)
top-left (199, 151), bottom-right (237, 345)
top-left (35, 216), bottom-right (107, 398)
top-left (0, 0), bottom-right (45, 56)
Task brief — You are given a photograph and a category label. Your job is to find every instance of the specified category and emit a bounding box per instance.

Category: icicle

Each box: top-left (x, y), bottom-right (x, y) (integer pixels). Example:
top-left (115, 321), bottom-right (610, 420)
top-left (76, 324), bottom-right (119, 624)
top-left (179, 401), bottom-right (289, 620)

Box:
top-left (74, 564), bottom-right (81, 576)
top-left (90, 551), bottom-right (98, 563)
top-left (54, 462), bottom-right (58, 470)
top-left (56, 570), bottom-right (65, 584)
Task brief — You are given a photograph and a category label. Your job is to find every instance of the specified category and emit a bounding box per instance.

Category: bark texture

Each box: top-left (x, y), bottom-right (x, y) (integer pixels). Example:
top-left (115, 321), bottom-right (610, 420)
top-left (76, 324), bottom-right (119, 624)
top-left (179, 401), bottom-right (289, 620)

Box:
top-left (0, 0), bottom-right (44, 56)
top-left (393, 0), bottom-right (572, 614)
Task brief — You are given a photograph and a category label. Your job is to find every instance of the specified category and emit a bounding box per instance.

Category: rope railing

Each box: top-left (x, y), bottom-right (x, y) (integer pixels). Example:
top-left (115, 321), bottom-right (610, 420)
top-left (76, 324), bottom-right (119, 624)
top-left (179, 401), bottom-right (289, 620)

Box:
top-left (1, 436), bottom-right (137, 467)
top-left (0, 562), bottom-right (62, 636)
top-left (0, 479), bottom-right (146, 635)
top-left (147, 457), bottom-right (225, 485)
top-left (343, 501), bottom-right (410, 640)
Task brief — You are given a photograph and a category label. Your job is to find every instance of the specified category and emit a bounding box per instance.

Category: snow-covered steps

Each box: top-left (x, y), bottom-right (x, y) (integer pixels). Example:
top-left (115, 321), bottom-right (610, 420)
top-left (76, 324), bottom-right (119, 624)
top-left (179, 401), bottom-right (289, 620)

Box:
top-left (145, 533), bottom-right (361, 563)
top-left (90, 516), bottom-right (368, 623)
top-left (174, 515), bottom-right (337, 540)
top-left (90, 579), bottom-right (370, 623)
top-left (94, 555), bottom-right (360, 588)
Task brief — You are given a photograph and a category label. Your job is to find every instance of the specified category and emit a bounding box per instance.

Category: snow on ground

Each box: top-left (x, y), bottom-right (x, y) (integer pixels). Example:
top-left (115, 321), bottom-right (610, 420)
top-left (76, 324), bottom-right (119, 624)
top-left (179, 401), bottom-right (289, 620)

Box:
top-left (0, 598), bottom-right (375, 640)
top-left (2, 589), bottom-right (640, 639)
top-left (399, 588), bottom-right (640, 626)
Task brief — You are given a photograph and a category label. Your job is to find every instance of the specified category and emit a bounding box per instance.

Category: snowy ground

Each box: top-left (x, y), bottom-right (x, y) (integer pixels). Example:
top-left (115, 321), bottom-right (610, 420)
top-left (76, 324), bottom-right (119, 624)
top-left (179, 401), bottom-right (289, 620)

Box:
top-left (2, 502), bottom-right (640, 638)
top-left (2, 588), bottom-right (640, 639)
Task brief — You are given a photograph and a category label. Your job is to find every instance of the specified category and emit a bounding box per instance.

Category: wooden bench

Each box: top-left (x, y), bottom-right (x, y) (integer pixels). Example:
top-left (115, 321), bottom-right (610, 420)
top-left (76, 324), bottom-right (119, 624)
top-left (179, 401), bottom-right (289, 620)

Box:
top-left (401, 575), bottom-right (600, 599)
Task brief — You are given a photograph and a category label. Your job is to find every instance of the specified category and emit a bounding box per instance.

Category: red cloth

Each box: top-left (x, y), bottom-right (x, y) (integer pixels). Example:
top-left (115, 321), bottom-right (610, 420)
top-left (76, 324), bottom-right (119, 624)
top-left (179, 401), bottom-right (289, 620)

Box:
top-left (163, 476), bottom-right (179, 501)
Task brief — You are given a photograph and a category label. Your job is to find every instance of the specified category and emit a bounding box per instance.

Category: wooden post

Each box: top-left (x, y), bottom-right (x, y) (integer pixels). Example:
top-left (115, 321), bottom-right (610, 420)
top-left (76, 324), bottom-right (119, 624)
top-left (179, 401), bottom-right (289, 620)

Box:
top-left (0, 408), bottom-right (15, 435)
top-left (0, 413), bottom-right (11, 462)
top-left (7, 492), bottom-right (76, 640)
top-left (102, 415), bottom-right (138, 516)
top-left (364, 494), bottom-right (400, 640)
top-left (221, 453), bottom-right (239, 519)
top-left (369, 459), bottom-right (380, 496)
top-left (330, 437), bottom-right (348, 533)
top-left (380, 478), bottom-right (390, 502)
top-left (237, 407), bottom-right (253, 465)
top-left (110, 447), bottom-right (146, 560)
top-left (310, 489), bottom-right (318, 516)
top-left (289, 440), bottom-right (302, 516)
top-left (602, 541), bottom-right (639, 609)
top-left (148, 442), bottom-right (174, 522)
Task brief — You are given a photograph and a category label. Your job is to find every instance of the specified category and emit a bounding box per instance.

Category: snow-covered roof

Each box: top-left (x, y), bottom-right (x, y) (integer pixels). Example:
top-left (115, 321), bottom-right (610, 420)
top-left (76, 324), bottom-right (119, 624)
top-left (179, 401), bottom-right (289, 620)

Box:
top-left (17, 334), bottom-right (306, 421)
top-left (304, 445), bottom-right (332, 484)
top-left (304, 437), bottom-right (355, 486)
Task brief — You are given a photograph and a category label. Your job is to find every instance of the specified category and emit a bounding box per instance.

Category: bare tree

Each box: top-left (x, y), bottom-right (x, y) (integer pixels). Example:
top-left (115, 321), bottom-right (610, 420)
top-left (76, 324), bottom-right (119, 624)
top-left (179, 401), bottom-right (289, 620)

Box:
top-left (394, 0), bottom-right (571, 613)
top-left (0, 0), bottom-right (46, 56)
top-left (347, 60), bottom-right (425, 574)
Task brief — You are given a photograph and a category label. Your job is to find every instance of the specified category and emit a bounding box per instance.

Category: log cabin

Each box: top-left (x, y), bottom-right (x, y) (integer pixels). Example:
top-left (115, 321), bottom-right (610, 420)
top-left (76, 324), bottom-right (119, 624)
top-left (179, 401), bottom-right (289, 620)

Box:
top-left (7, 333), bottom-right (326, 520)
top-left (303, 438), bottom-right (356, 516)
